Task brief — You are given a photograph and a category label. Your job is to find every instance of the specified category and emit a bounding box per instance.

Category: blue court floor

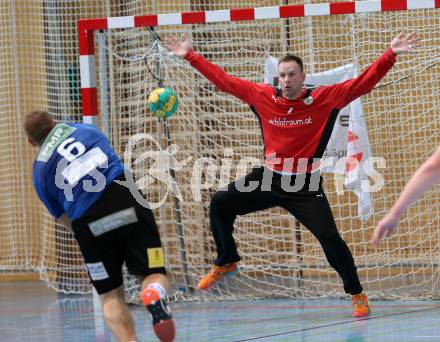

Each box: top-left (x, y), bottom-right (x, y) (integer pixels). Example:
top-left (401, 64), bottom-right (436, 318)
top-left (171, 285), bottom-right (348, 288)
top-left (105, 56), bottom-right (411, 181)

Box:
top-left (1, 281), bottom-right (440, 341)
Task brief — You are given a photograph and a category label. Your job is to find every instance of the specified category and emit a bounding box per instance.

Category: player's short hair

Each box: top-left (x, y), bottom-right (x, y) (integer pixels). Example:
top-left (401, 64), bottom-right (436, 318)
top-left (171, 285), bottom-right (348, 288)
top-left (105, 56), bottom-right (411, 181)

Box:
top-left (278, 54), bottom-right (304, 72)
top-left (24, 110), bottom-right (57, 146)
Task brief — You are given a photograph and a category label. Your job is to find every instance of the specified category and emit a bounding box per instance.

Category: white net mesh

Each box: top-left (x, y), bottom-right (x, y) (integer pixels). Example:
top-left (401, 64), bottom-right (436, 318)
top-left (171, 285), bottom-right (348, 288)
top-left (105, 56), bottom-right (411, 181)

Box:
top-left (1, 1), bottom-right (440, 300)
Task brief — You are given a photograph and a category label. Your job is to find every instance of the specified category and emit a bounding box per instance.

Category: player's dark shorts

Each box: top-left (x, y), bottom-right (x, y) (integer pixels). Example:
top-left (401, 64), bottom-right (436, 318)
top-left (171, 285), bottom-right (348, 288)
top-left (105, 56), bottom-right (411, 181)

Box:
top-left (71, 173), bottom-right (166, 294)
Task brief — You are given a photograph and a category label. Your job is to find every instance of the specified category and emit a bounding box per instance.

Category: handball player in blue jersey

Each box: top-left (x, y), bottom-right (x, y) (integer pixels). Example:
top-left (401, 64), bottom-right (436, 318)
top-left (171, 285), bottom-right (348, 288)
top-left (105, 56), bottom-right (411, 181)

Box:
top-left (24, 110), bottom-right (175, 342)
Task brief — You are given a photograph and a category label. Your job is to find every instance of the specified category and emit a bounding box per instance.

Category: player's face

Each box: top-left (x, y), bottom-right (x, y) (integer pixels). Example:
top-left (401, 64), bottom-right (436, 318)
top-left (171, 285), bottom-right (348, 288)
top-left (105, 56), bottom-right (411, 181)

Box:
top-left (278, 61), bottom-right (306, 100)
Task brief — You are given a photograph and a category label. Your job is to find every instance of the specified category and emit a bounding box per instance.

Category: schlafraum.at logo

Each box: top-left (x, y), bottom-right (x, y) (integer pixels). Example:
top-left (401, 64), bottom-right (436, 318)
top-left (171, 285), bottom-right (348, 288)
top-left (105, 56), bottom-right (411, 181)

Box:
top-left (268, 116), bottom-right (313, 127)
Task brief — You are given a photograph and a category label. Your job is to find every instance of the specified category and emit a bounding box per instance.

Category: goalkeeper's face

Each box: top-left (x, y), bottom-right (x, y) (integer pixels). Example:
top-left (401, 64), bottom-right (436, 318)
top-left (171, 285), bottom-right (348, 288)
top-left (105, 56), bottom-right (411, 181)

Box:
top-left (278, 61), bottom-right (306, 101)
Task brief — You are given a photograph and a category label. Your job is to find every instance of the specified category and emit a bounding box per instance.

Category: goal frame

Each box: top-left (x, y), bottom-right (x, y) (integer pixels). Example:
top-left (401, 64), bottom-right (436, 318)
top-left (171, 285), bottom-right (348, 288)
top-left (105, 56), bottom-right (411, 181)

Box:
top-left (74, 0), bottom-right (440, 300)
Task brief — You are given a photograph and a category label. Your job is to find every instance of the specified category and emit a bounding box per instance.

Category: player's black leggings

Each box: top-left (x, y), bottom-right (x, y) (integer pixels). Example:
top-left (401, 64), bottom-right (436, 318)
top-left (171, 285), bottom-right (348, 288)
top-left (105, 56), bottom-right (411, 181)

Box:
top-left (209, 165), bottom-right (363, 295)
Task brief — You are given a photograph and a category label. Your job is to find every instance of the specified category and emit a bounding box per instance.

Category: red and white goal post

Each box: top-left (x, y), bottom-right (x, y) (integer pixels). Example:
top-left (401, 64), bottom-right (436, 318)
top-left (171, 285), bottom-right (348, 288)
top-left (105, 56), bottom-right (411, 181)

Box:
top-left (77, 1), bottom-right (440, 300)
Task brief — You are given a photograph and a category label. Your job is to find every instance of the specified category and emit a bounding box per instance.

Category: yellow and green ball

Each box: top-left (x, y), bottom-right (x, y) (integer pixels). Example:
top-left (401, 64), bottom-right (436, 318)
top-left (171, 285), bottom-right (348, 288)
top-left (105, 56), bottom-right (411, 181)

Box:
top-left (148, 87), bottom-right (179, 118)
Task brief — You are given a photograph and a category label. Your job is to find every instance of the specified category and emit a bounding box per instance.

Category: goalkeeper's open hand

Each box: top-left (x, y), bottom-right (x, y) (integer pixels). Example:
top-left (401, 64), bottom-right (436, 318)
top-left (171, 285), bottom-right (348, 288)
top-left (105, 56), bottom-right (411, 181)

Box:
top-left (390, 31), bottom-right (420, 55)
top-left (166, 33), bottom-right (190, 58)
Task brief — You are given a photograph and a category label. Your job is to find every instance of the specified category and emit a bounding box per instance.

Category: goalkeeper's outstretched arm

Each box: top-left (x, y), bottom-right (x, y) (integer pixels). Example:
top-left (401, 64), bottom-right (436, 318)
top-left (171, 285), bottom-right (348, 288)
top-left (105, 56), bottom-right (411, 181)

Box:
top-left (322, 32), bottom-right (420, 109)
top-left (371, 145), bottom-right (440, 247)
top-left (166, 33), bottom-right (263, 105)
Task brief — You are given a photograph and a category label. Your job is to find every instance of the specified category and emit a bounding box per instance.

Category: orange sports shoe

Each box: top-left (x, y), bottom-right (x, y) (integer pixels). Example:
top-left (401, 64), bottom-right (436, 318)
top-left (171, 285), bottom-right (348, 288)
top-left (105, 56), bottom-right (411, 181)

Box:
top-left (352, 293), bottom-right (370, 318)
top-left (197, 262), bottom-right (239, 291)
top-left (141, 287), bottom-right (175, 342)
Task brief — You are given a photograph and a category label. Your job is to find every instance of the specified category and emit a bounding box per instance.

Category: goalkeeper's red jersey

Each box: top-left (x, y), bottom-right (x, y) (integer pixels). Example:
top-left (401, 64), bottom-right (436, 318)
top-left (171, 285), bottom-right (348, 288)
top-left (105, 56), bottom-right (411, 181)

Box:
top-left (185, 48), bottom-right (396, 173)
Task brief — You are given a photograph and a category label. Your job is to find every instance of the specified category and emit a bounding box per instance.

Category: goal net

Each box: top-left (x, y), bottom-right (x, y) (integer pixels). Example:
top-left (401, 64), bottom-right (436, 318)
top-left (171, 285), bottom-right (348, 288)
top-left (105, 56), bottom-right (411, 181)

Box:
top-left (1, 0), bottom-right (440, 301)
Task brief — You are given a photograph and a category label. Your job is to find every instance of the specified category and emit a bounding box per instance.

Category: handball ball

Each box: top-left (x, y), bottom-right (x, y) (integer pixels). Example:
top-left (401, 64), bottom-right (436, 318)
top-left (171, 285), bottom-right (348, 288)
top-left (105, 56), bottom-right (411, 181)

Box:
top-left (148, 87), bottom-right (179, 118)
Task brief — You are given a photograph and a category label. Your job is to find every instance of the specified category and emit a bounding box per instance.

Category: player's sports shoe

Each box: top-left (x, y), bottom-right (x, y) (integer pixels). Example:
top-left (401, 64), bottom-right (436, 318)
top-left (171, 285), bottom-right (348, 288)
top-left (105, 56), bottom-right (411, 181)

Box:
top-left (197, 262), bottom-right (239, 291)
top-left (352, 293), bottom-right (370, 318)
top-left (141, 287), bottom-right (175, 342)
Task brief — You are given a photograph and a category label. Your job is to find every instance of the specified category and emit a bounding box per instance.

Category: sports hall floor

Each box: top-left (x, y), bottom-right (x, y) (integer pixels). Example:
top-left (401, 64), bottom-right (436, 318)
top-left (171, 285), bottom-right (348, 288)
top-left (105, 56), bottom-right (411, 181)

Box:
top-left (1, 281), bottom-right (440, 341)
